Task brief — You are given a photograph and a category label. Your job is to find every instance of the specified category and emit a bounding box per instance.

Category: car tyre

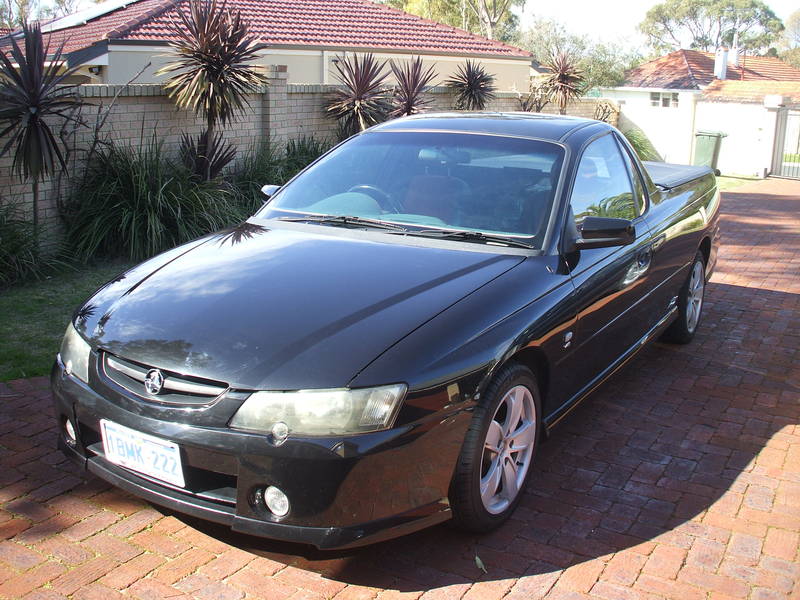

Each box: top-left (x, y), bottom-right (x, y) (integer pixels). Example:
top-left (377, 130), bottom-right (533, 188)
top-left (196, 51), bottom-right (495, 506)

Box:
top-left (661, 251), bottom-right (706, 344)
top-left (449, 362), bottom-right (542, 533)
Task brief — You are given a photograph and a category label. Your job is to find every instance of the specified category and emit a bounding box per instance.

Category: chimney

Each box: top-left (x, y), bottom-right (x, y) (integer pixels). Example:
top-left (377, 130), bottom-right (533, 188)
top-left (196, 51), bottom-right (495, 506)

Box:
top-left (714, 47), bottom-right (728, 80)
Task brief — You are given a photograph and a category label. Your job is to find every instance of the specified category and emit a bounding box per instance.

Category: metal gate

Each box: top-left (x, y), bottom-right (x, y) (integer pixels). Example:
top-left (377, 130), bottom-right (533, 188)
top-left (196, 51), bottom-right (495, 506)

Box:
top-left (774, 109), bottom-right (800, 179)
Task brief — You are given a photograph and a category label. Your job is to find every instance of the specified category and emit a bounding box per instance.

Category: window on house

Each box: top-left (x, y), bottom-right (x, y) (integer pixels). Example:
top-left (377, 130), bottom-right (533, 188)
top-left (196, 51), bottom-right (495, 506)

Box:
top-left (650, 92), bottom-right (679, 108)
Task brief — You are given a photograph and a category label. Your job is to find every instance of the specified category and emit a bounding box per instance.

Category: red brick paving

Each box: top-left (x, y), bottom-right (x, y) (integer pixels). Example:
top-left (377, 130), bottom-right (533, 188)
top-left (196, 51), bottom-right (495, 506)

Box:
top-left (1, 178), bottom-right (799, 599)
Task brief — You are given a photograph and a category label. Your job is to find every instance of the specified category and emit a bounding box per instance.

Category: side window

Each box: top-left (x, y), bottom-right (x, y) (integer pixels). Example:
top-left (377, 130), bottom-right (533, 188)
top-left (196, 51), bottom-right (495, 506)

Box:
top-left (570, 135), bottom-right (637, 225)
top-left (614, 135), bottom-right (647, 215)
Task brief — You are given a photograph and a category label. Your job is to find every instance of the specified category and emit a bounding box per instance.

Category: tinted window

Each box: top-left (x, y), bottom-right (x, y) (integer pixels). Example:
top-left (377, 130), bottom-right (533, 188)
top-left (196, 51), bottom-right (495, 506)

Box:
top-left (257, 131), bottom-right (565, 245)
top-left (570, 134), bottom-right (637, 224)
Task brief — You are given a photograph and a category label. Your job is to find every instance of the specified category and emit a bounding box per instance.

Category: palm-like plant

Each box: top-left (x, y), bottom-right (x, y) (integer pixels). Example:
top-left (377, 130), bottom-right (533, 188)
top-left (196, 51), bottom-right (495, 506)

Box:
top-left (0, 22), bottom-right (83, 236)
top-left (543, 51), bottom-right (585, 115)
top-left (325, 53), bottom-right (391, 139)
top-left (389, 56), bottom-right (437, 118)
top-left (445, 60), bottom-right (496, 111)
top-left (180, 130), bottom-right (236, 181)
top-left (157, 0), bottom-right (267, 179)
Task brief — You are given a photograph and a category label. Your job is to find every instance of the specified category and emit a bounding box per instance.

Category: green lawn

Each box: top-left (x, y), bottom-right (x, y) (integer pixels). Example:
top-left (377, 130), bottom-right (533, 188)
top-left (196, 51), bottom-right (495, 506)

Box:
top-left (0, 261), bottom-right (132, 381)
top-left (716, 175), bottom-right (761, 191)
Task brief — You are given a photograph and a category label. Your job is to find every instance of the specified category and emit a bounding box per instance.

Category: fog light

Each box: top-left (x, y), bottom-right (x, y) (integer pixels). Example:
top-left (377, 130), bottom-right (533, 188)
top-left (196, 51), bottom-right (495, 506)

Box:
top-left (265, 485), bottom-right (290, 517)
top-left (270, 421), bottom-right (289, 446)
top-left (64, 419), bottom-right (77, 445)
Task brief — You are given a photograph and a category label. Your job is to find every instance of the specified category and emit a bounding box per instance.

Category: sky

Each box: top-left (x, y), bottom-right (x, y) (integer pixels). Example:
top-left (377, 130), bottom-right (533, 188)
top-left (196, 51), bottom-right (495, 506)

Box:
top-left (514, 0), bottom-right (798, 48)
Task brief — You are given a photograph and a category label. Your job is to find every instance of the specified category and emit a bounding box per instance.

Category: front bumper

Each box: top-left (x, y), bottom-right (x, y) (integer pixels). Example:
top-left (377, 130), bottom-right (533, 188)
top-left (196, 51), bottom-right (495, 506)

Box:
top-left (52, 361), bottom-right (468, 549)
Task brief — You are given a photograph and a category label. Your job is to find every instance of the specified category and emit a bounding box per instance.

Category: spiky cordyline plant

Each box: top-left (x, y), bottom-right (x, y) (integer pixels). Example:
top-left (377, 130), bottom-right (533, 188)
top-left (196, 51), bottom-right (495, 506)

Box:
top-left (326, 53), bottom-right (391, 138)
top-left (0, 22), bottom-right (83, 237)
top-left (389, 56), bottom-right (437, 118)
top-left (445, 59), bottom-right (496, 111)
top-left (180, 130), bottom-right (236, 181)
top-left (157, 0), bottom-right (266, 179)
top-left (544, 51), bottom-right (585, 115)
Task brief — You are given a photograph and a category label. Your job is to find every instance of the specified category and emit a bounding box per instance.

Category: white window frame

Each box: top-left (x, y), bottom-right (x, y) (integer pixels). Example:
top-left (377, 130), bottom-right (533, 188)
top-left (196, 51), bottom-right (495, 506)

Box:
top-left (650, 92), bottom-right (679, 108)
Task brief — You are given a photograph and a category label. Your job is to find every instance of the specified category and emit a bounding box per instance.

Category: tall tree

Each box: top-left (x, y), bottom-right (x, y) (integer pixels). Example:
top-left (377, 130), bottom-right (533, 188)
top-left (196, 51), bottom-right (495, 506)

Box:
top-left (377, 0), bottom-right (520, 41)
top-left (465, 0), bottom-right (511, 39)
top-left (39, 0), bottom-right (81, 20)
top-left (0, 0), bottom-right (36, 28)
top-left (639, 0), bottom-right (784, 54)
top-left (518, 17), bottom-right (642, 91)
top-left (783, 9), bottom-right (800, 48)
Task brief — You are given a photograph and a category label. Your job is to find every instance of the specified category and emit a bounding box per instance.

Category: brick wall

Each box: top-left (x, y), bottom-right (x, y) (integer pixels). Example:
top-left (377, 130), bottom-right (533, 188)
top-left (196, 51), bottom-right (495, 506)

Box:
top-left (0, 63), bottom-right (617, 243)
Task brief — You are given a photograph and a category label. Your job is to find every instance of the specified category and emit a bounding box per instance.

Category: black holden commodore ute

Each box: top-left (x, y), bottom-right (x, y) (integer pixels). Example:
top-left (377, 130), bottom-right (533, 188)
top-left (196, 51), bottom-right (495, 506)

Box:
top-left (52, 113), bottom-right (720, 549)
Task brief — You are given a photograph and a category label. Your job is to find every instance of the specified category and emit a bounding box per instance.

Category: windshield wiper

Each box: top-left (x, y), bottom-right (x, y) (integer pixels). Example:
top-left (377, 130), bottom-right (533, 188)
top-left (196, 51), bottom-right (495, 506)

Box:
top-left (395, 229), bottom-right (536, 249)
top-left (278, 214), bottom-right (408, 231)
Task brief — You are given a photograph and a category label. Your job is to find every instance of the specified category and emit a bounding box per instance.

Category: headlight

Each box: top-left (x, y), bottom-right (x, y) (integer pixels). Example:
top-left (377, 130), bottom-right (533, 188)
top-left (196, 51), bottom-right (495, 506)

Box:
top-left (229, 384), bottom-right (407, 436)
top-left (59, 323), bottom-right (91, 383)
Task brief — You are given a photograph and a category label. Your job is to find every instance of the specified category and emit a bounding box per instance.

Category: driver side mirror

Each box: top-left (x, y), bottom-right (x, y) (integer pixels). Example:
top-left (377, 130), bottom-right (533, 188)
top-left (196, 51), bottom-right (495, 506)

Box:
top-left (261, 184), bottom-right (281, 202)
top-left (573, 216), bottom-right (635, 250)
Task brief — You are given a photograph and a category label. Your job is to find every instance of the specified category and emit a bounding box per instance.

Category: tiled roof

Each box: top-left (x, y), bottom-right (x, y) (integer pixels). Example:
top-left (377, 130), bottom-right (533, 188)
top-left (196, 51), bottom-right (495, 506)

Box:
top-left (624, 49), bottom-right (800, 90)
top-left (1, 0), bottom-right (530, 59)
top-left (702, 80), bottom-right (800, 104)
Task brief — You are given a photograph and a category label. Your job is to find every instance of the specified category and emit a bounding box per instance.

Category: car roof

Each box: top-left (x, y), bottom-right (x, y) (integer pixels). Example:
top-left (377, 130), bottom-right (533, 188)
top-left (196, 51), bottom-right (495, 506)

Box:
top-left (371, 112), bottom-right (605, 142)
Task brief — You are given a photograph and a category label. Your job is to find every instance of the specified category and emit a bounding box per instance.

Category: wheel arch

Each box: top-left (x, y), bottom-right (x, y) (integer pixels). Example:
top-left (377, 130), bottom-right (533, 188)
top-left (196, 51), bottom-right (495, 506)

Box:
top-left (503, 346), bottom-right (550, 436)
top-left (699, 236), bottom-right (711, 266)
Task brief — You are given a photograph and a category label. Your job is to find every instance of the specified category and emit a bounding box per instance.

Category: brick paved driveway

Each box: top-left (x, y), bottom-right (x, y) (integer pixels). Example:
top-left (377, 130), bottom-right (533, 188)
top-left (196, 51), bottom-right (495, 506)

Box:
top-left (1, 178), bottom-right (798, 600)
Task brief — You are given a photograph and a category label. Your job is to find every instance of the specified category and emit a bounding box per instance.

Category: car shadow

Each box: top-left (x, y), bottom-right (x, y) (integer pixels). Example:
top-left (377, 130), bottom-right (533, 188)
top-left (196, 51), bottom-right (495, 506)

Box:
top-left (168, 279), bottom-right (799, 592)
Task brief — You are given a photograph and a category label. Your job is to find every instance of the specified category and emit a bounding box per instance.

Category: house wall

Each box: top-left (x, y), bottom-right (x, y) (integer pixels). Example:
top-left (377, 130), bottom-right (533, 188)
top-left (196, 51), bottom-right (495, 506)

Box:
top-left (600, 88), bottom-right (700, 164)
top-left (694, 101), bottom-right (778, 177)
top-left (0, 63), bottom-right (615, 244)
top-left (101, 45), bottom-right (531, 91)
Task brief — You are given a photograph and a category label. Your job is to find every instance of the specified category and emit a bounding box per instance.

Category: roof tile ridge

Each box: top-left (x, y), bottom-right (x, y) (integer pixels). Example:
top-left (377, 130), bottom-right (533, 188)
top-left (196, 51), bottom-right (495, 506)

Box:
top-left (355, 0), bottom-right (530, 56)
top-left (680, 48), bottom-right (700, 88)
top-left (105, 0), bottom-right (180, 41)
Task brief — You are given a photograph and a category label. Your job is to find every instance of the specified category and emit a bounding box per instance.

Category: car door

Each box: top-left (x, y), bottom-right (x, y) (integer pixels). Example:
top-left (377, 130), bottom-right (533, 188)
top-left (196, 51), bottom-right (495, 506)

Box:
top-left (558, 133), bottom-right (656, 403)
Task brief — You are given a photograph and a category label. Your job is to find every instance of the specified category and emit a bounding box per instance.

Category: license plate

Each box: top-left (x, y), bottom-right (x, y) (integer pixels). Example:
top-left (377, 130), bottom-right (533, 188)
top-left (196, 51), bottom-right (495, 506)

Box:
top-left (100, 420), bottom-right (185, 488)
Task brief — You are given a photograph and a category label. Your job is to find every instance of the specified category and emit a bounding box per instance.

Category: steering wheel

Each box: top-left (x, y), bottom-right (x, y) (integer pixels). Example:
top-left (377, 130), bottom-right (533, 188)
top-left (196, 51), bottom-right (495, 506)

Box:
top-left (347, 185), bottom-right (404, 214)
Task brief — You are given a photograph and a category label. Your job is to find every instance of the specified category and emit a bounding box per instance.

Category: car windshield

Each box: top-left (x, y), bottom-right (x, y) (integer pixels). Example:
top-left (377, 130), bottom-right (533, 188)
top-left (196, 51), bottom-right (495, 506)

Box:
top-left (256, 131), bottom-right (564, 248)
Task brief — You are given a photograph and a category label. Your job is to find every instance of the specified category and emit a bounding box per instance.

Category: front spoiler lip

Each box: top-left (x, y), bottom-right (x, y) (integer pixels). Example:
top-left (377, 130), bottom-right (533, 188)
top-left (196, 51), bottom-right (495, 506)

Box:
top-left (58, 436), bottom-right (451, 550)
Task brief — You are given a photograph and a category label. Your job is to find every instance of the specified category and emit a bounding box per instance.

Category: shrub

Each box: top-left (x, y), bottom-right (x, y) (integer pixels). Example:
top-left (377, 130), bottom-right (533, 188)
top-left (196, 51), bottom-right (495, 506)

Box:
top-left (227, 141), bottom-right (285, 212)
top-left (445, 60), bottom-right (496, 111)
top-left (228, 136), bottom-right (332, 211)
top-left (517, 82), bottom-right (552, 112)
top-left (283, 136), bottom-right (332, 180)
top-left (0, 203), bottom-right (68, 286)
top-left (63, 138), bottom-right (244, 262)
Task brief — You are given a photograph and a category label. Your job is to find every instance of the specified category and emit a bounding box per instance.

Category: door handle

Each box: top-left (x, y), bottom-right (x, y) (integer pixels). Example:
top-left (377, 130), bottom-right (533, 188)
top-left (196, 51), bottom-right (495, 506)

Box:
top-left (623, 247), bottom-right (652, 285)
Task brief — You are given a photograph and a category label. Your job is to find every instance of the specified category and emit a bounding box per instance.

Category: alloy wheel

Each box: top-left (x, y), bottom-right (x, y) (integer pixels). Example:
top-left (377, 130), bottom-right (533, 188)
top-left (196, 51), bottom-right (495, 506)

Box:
top-left (479, 385), bottom-right (536, 514)
top-left (686, 261), bottom-right (705, 333)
